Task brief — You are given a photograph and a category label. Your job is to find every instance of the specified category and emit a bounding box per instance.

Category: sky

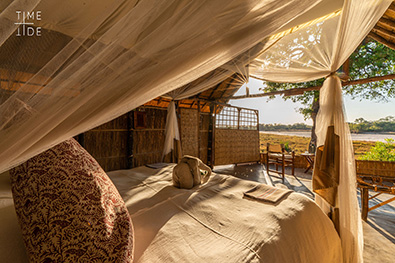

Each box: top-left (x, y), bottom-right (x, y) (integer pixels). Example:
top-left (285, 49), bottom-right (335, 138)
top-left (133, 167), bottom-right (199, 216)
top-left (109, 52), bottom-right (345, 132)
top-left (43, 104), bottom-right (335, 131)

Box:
top-left (229, 77), bottom-right (395, 125)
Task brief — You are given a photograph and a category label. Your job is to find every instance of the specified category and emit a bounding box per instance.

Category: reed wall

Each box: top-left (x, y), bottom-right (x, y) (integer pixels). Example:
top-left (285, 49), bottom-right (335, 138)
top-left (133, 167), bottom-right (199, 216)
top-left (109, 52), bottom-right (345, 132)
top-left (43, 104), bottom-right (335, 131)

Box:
top-left (180, 108), bottom-right (199, 157)
top-left (355, 160), bottom-right (395, 177)
top-left (214, 129), bottom-right (259, 165)
top-left (131, 107), bottom-right (167, 167)
top-left (81, 103), bottom-right (260, 171)
top-left (81, 114), bottom-right (129, 172)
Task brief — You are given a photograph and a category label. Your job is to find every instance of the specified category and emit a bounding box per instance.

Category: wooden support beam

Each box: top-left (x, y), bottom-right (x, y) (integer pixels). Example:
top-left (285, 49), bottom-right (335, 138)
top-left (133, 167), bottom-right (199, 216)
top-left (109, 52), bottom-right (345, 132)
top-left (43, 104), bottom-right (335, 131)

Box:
top-left (377, 17), bottom-right (395, 31)
top-left (230, 73), bottom-right (395, 99)
top-left (218, 76), bottom-right (237, 102)
top-left (344, 73), bottom-right (395, 86)
top-left (385, 2), bottom-right (395, 18)
top-left (371, 27), bottom-right (395, 42)
top-left (157, 96), bottom-right (162, 105)
top-left (342, 58), bottom-right (350, 80)
top-left (230, 86), bottom-right (318, 99)
top-left (368, 32), bottom-right (395, 50)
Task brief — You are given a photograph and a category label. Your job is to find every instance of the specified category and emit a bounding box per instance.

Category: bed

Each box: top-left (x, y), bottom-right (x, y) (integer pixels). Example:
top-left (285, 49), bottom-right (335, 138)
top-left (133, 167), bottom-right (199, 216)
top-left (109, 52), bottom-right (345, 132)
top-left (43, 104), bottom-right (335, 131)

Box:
top-left (0, 164), bottom-right (342, 262)
top-left (108, 164), bottom-right (342, 263)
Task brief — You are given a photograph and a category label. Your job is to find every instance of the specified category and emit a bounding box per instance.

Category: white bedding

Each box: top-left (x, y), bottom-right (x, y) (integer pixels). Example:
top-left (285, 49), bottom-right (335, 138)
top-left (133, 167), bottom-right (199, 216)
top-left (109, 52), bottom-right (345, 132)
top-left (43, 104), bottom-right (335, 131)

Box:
top-left (108, 165), bottom-right (342, 263)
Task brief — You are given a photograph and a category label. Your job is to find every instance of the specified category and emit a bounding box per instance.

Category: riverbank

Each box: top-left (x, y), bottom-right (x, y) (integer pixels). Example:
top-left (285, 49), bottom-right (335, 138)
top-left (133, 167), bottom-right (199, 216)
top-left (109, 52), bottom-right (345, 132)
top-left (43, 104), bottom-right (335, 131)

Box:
top-left (259, 132), bottom-right (376, 159)
top-left (260, 130), bottom-right (395, 142)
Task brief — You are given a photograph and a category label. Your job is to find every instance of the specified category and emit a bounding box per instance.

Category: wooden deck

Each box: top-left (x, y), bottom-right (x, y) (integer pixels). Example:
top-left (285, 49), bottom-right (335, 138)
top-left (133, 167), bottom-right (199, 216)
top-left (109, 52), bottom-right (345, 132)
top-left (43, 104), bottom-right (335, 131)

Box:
top-left (213, 164), bottom-right (395, 263)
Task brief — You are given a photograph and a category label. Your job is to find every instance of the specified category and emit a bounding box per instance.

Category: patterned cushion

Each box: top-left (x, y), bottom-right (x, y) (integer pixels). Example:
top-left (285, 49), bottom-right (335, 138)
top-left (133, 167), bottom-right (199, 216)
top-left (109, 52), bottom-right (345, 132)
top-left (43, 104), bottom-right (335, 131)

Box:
top-left (10, 139), bottom-right (134, 263)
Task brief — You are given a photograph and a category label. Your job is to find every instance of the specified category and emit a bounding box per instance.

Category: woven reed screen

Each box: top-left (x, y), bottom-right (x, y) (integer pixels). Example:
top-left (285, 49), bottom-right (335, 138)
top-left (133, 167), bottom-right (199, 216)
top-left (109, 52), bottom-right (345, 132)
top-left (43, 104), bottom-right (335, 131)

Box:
top-left (180, 108), bottom-right (199, 157)
top-left (214, 129), bottom-right (259, 165)
top-left (214, 105), bottom-right (259, 165)
top-left (82, 114), bottom-right (129, 171)
top-left (355, 160), bottom-right (395, 177)
top-left (132, 107), bottom-right (167, 167)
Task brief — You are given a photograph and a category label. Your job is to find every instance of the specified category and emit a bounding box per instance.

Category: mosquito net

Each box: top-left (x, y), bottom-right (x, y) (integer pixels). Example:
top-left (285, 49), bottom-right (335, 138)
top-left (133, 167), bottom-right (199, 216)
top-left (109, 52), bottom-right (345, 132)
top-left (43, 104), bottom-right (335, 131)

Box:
top-left (248, 0), bottom-right (391, 262)
top-left (0, 0), bottom-right (392, 262)
top-left (0, 0), bottom-right (330, 173)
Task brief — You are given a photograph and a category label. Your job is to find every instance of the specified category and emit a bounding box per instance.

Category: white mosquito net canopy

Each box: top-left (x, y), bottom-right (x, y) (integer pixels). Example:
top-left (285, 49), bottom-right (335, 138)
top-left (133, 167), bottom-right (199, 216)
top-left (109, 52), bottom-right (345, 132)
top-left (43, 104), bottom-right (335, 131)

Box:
top-left (0, 0), bottom-right (392, 262)
top-left (0, 0), bottom-right (344, 173)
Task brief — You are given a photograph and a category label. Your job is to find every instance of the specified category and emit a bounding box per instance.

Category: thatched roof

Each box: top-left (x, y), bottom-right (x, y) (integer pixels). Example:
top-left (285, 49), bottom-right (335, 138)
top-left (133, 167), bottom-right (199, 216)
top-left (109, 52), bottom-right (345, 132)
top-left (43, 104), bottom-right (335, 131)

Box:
top-left (144, 73), bottom-right (244, 112)
top-left (369, 2), bottom-right (395, 50)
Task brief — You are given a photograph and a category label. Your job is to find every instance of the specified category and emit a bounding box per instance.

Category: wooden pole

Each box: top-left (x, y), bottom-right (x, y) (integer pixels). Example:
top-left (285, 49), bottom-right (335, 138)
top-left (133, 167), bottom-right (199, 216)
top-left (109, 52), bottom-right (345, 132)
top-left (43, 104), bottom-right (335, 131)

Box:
top-left (230, 73), bottom-right (395, 99)
top-left (342, 58), bottom-right (350, 80)
top-left (127, 111), bottom-right (134, 168)
top-left (368, 32), bottom-right (395, 51)
top-left (197, 100), bottom-right (201, 158)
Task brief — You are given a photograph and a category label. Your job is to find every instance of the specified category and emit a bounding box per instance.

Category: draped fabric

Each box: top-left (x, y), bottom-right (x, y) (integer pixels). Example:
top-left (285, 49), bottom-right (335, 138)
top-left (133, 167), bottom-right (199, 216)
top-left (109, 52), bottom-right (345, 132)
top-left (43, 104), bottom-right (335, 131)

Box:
top-left (0, 0), bottom-right (328, 174)
top-left (313, 125), bottom-right (340, 207)
top-left (248, 0), bottom-right (392, 262)
top-left (162, 101), bottom-right (180, 160)
top-left (0, 1), bottom-right (392, 262)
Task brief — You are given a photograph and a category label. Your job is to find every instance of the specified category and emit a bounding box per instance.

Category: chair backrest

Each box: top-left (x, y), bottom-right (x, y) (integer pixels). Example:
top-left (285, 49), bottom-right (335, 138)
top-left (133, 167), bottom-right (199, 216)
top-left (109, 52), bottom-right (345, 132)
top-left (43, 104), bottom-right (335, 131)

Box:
top-left (267, 143), bottom-right (283, 153)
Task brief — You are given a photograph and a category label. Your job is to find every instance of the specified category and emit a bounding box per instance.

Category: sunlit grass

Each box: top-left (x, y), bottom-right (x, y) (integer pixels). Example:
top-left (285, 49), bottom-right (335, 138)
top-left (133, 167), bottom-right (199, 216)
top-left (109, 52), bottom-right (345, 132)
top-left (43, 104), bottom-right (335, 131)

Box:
top-left (260, 133), bottom-right (376, 159)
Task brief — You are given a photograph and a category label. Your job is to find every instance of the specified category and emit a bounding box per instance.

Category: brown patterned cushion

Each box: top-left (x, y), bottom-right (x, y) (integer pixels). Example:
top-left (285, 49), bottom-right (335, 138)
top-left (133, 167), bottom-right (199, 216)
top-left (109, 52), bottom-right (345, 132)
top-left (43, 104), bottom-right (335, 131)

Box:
top-left (10, 139), bottom-right (134, 263)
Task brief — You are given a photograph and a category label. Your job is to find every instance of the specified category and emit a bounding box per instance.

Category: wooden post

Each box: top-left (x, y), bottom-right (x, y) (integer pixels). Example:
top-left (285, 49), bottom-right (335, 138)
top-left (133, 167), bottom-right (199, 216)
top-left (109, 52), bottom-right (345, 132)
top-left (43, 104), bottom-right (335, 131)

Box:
top-left (77, 133), bottom-right (85, 148)
top-left (237, 108), bottom-right (240, 129)
top-left (127, 111), bottom-right (134, 168)
top-left (197, 100), bottom-right (201, 159)
top-left (256, 110), bottom-right (260, 163)
top-left (207, 103), bottom-right (215, 168)
top-left (342, 58), bottom-right (350, 80)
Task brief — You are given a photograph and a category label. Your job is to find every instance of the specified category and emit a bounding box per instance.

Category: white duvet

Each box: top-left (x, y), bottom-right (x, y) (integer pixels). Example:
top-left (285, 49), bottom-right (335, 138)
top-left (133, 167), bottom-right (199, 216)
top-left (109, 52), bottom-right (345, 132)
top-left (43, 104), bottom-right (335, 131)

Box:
top-left (108, 165), bottom-right (342, 263)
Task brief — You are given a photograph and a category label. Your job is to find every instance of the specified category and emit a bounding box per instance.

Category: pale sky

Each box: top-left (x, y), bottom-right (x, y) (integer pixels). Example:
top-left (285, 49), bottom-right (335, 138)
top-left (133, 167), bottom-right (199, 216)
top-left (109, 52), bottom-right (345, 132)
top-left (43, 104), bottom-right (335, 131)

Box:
top-left (229, 77), bottom-right (395, 125)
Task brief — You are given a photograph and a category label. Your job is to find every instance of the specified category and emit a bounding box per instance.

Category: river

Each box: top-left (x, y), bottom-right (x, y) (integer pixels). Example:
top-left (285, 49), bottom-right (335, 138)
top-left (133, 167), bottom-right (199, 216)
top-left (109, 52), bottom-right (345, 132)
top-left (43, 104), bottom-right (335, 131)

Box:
top-left (260, 131), bottom-right (395, 142)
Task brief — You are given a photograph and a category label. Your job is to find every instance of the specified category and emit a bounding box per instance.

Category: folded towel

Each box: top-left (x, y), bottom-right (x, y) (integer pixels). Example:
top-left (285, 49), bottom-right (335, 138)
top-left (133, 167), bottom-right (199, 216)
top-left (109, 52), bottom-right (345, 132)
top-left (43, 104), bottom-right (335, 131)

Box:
top-left (244, 185), bottom-right (292, 203)
top-left (145, 163), bottom-right (170, 169)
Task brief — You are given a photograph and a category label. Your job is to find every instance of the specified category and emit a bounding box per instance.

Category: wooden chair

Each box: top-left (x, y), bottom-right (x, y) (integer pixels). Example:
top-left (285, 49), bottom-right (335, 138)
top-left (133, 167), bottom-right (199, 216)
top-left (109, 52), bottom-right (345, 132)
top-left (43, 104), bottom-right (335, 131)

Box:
top-left (266, 143), bottom-right (295, 180)
top-left (357, 174), bottom-right (395, 221)
top-left (356, 160), bottom-right (395, 221)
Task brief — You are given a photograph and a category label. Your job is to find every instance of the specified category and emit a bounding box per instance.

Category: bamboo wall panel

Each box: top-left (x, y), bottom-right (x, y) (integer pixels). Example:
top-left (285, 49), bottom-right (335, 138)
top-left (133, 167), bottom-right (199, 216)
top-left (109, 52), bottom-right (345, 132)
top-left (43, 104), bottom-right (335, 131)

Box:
top-left (214, 129), bottom-right (259, 165)
top-left (180, 108), bottom-right (199, 157)
top-left (83, 114), bottom-right (129, 171)
top-left (132, 130), bottom-right (165, 167)
top-left (356, 160), bottom-right (395, 177)
top-left (131, 107), bottom-right (167, 167)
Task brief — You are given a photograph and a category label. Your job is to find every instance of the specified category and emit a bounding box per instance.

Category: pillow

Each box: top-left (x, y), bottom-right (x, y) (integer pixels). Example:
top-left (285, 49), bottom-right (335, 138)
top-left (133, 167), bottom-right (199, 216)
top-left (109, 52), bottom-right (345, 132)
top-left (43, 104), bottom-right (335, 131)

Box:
top-left (10, 139), bottom-right (134, 262)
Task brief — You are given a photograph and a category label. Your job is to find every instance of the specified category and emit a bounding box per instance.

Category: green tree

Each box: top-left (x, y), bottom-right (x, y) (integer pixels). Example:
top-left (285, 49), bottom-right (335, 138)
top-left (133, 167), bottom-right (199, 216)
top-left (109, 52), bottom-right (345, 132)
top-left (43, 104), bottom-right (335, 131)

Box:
top-left (263, 39), bottom-right (395, 147)
top-left (348, 116), bottom-right (395, 133)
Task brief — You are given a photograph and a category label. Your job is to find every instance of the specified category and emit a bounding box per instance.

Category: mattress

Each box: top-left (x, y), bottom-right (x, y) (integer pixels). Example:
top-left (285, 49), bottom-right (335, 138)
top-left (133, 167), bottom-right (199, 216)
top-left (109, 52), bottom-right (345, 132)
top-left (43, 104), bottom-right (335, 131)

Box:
top-left (108, 165), bottom-right (342, 263)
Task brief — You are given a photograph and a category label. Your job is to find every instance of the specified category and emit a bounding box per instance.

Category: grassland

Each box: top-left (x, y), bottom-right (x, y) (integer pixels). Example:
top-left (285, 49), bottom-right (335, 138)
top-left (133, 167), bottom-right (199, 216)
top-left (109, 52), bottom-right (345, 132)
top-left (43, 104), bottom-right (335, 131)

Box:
top-left (259, 133), bottom-right (376, 159)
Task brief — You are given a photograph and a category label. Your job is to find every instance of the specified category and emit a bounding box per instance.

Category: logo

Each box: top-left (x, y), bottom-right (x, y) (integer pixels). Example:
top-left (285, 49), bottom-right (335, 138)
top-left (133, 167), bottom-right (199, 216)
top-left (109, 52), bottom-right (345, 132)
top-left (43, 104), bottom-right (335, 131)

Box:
top-left (15, 11), bottom-right (42, 37)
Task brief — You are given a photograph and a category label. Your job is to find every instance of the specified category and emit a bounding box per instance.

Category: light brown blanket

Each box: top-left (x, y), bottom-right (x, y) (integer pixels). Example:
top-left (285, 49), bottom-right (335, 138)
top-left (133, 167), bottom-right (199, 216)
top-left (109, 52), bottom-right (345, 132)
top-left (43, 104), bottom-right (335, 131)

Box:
top-left (108, 165), bottom-right (342, 263)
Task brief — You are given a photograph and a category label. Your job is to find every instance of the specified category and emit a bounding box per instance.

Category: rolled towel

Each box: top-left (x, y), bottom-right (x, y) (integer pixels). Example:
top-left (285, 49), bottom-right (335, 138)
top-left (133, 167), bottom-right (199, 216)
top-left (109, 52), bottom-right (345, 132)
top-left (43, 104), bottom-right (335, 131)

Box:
top-left (173, 155), bottom-right (212, 189)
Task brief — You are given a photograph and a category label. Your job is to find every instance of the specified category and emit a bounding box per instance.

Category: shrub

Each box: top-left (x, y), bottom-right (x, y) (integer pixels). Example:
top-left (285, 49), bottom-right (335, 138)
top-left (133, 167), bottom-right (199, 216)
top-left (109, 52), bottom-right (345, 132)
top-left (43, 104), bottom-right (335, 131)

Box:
top-left (360, 139), bottom-right (395, 162)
